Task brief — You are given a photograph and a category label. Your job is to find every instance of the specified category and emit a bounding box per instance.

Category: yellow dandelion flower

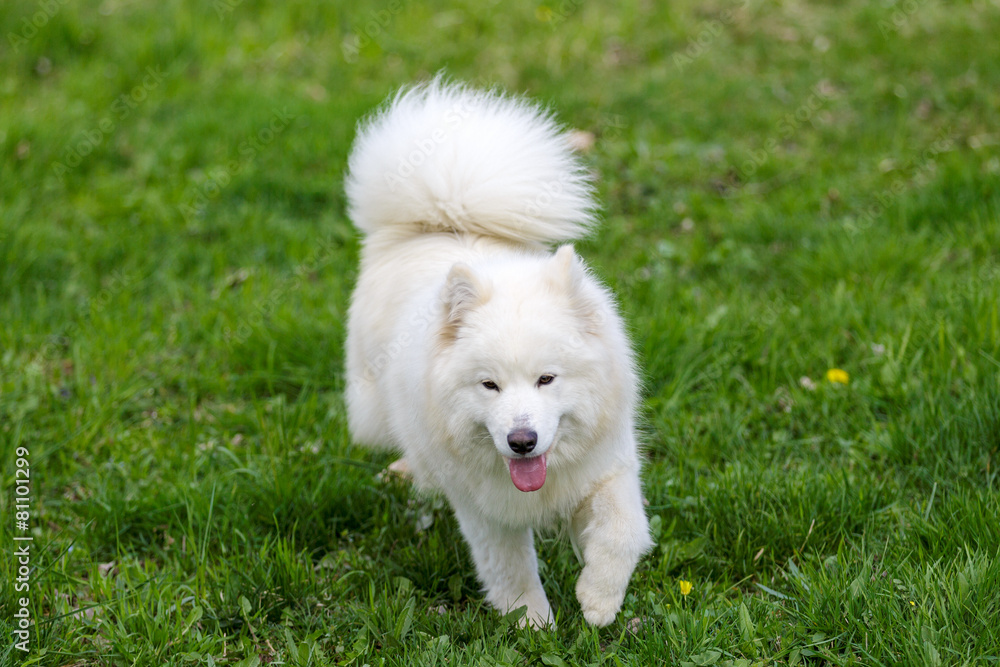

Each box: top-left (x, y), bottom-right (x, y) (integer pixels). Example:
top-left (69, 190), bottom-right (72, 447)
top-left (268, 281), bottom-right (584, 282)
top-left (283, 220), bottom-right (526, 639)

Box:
top-left (679, 580), bottom-right (693, 596)
top-left (826, 368), bottom-right (849, 384)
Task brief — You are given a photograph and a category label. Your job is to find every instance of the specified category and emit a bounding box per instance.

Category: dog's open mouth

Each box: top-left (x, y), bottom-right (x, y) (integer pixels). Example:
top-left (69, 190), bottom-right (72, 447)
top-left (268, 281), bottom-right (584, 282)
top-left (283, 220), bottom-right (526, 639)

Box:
top-left (508, 454), bottom-right (547, 492)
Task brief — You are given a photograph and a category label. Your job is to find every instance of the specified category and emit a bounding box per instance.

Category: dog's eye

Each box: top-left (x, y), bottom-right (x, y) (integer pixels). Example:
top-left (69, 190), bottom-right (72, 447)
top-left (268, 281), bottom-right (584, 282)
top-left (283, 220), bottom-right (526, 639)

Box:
top-left (537, 374), bottom-right (555, 386)
top-left (482, 380), bottom-right (500, 391)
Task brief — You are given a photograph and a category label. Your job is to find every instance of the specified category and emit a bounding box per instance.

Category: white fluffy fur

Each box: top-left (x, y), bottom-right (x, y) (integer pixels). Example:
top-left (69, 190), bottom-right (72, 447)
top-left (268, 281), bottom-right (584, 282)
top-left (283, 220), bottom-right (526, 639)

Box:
top-left (344, 80), bottom-right (652, 628)
top-left (345, 77), bottom-right (596, 244)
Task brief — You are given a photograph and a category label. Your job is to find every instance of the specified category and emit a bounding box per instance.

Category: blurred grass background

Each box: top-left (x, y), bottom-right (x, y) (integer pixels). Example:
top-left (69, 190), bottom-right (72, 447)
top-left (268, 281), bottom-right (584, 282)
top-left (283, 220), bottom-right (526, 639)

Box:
top-left (1, 0), bottom-right (999, 664)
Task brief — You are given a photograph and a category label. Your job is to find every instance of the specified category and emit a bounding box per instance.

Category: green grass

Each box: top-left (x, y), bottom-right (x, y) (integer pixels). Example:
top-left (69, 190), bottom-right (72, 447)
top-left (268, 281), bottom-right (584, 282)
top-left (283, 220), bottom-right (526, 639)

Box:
top-left (2, 0), bottom-right (999, 664)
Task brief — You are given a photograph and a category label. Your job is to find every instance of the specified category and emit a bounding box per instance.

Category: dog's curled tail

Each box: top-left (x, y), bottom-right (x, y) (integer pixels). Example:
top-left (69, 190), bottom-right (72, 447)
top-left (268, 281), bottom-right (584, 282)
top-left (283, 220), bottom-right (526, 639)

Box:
top-left (345, 77), bottom-right (597, 245)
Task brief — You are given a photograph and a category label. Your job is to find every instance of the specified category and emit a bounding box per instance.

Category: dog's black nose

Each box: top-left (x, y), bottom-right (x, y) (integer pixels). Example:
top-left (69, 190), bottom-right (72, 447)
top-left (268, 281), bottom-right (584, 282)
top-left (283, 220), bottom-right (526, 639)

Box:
top-left (507, 428), bottom-right (537, 454)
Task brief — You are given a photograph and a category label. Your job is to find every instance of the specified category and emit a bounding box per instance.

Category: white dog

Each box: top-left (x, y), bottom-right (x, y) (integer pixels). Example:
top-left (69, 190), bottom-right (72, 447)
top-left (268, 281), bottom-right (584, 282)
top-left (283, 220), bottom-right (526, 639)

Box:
top-left (343, 79), bottom-right (652, 628)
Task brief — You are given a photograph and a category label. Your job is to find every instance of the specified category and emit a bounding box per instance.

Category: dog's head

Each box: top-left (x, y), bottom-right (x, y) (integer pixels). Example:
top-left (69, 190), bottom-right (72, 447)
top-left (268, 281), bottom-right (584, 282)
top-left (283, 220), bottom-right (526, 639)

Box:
top-left (431, 246), bottom-right (634, 491)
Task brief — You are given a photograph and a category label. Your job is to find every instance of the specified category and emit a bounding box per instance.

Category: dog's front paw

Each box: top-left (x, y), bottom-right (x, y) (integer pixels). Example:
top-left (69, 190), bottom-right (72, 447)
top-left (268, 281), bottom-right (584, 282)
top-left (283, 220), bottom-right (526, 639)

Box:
top-left (576, 567), bottom-right (624, 627)
top-left (517, 607), bottom-right (556, 630)
top-left (492, 591), bottom-right (554, 630)
top-left (581, 601), bottom-right (618, 627)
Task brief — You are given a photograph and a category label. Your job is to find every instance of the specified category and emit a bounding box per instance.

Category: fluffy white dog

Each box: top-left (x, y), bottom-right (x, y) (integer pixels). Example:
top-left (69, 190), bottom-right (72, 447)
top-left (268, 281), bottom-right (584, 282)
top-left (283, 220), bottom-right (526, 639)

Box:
top-left (344, 79), bottom-right (652, 628)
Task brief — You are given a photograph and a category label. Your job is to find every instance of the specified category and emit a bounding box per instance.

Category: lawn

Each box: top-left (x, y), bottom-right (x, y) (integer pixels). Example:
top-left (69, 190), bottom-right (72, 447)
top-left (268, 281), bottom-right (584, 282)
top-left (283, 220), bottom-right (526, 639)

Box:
top-left (2, 0), bottom-right (999, 664)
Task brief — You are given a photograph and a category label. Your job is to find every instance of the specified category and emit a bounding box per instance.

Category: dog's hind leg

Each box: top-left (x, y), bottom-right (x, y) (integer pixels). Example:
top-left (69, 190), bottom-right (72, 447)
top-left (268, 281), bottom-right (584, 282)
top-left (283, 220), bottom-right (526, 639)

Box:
top-left (452, 506), bottom-right (553, 628)
top-left (380, 457), bottom-right (412, 481)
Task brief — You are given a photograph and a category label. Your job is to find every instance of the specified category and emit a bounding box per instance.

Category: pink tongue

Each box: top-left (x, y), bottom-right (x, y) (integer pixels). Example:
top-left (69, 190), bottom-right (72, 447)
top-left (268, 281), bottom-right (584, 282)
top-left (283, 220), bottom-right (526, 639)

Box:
top-left (508, 454), bottom-right (547, 492)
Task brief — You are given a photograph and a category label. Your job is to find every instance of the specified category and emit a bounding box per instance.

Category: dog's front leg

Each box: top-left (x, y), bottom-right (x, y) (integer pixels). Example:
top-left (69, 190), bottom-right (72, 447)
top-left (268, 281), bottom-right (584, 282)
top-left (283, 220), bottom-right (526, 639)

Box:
top-left (452, 506), bottom-right (553, 628)
top-left (571, 469), bottom-right (652, 626)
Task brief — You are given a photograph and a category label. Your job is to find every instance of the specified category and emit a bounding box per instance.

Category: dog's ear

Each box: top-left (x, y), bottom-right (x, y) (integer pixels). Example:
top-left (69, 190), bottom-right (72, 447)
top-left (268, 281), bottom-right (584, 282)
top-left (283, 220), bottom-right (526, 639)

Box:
top-left (550, 244), bottom-right (586, 287)
top-left (549, 244), bottom-right (607, 335)
top-left (440, 263), bottom-right (489, 341)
